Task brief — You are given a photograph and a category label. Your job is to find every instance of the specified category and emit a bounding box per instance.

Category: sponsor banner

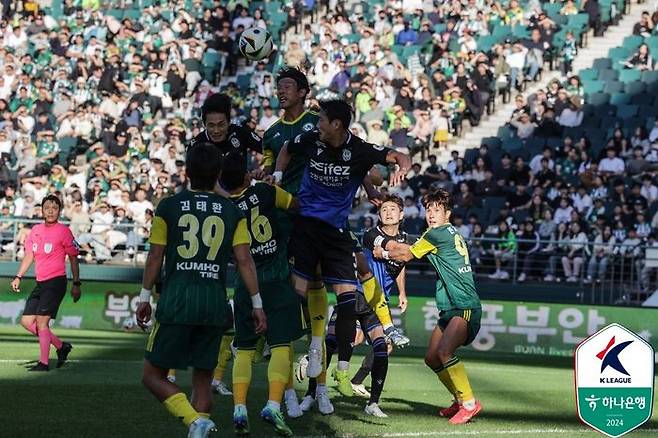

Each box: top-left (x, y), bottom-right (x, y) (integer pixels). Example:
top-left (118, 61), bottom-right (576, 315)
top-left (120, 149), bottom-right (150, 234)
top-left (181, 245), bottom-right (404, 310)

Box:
top-left (575, 323), bottom-right (655, 437)
top-left (0, 278), bottom-right (657, 362)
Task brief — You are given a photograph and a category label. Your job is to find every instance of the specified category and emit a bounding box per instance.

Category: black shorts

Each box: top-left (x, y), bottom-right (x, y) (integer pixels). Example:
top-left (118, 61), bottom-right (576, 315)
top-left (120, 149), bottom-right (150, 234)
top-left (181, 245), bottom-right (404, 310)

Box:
top-left (289, 216), bottom-right (357, 285)
top-left (327, 292), bottom-right (380, 335)
top-left (23, 276), bottom-right (68, 318)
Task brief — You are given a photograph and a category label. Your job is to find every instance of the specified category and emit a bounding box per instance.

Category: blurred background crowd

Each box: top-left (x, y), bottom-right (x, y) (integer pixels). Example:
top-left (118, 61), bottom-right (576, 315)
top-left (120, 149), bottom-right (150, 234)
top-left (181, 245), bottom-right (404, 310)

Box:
top-left (1, 0), bottom-right (658, 288)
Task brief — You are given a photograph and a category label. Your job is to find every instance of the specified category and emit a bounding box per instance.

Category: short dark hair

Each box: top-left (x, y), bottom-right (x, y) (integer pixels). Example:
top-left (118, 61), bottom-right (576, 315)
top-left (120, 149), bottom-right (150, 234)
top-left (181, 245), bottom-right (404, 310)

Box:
top-left (41, 194), bottom-right (63, 210)
top-left (201, 93), bottom-right (231, 122)
top-left (422, 188), bottom-right (452, 211)
top-left (219, 152), bottom-right (247, 192)
top-left (186, 143), bottom-right (222, 191)
top-left (319, 99), bottom-right (352, 130)
top-left (379, 194), bottom-right (404, 211)
top-left (276, 66), bottom-right (310, 95)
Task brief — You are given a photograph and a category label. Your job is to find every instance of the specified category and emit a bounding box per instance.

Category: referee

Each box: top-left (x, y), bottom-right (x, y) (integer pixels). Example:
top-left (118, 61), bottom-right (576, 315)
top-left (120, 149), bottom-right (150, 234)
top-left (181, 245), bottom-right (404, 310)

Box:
top-left (11, 194), bottom-right (82, 371)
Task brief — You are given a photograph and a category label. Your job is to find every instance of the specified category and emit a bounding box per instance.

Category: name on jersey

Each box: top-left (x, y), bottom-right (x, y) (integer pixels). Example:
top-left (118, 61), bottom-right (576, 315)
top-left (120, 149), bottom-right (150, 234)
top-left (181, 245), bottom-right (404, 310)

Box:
top-left (458, 265), bottom-right (472, 274)
top-left (176, 261), bottom-right (221, 279)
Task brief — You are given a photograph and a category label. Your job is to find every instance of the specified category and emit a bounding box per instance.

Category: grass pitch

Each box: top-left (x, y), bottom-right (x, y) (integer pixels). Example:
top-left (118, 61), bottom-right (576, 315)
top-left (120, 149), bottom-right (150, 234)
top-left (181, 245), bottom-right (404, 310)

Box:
top-left (0, 327), bottom-right (656, 438)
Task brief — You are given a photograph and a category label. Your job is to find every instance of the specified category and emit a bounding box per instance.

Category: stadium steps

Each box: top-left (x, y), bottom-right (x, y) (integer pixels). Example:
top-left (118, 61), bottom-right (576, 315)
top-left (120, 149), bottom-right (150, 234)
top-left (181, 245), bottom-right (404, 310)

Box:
top-left (435, 0), bottom-right (647, 166)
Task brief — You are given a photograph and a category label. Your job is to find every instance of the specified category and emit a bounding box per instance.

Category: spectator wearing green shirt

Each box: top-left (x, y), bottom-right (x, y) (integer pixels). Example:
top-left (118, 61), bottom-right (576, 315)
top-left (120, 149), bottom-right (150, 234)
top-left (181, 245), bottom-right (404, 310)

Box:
top-left (36, 132), bottom-right (60, 173)
top-left (10, 87), bottom-right (34, 113)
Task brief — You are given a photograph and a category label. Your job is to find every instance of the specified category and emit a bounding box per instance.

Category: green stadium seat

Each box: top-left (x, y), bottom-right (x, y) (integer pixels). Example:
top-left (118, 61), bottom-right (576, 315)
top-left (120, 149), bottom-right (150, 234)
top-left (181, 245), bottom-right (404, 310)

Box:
top-left (603, 81), bottom-right (623, 94)
top-left (107, 9), bottom-right (124, 19)
top-left (579, 68), bottom-right (598, 81)
top-left (124, 9), bottom-right (141, 20)
top-left (587, 92), bottom-right (610, 106)
top-left (502, 137), bottom-right (523, 151)
top-left (616, 104), bottom-right (639, 120)
top-left (618, 69), bottom-right (641, 83)
top-left (641, 71), bottom-right (658, 84)
top-left (631, 94), bottom-right (654, 106)
top-left (610, 93), bottom-right (631, 106)
top-left (593, 58), bottom-right (612, 70)
top-left (608, 47), bottom-right (630, 63)
top-left (598, 69), bottom-right (618, 81)
top-left (624, 81), bottom-right (646, 95)
top-left (583, 80), bottom-right (604, 94)
top-left (622, 35), bottom-right (643, 51)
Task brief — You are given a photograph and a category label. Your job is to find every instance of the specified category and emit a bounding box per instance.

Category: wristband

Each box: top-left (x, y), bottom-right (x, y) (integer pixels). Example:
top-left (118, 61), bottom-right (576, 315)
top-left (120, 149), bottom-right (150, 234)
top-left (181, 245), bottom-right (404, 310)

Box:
top-left (251, 293), bottom-right (263, 309)
top-left (139, 287), bottom-right (152, 303)
top-left (272, 171), bottom-right (283, 184)
top-left (382, 250), bottom-right (390, 260)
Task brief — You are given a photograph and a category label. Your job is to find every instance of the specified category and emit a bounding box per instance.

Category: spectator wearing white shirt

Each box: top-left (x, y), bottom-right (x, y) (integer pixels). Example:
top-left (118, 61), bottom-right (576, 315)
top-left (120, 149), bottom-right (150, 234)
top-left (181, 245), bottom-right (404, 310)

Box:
top-left (641, 175), bottom-right (658, 204)
top-left (557, 96), bottom-right (584, 127)
top-left (127, 189), bottom-right (154, 225)
top-left (598, 147), bottom-right (625, 176)
top-left (259, 106), bottom-right (278, 130)
top-left (649, 117), bottom-right (658, 143)
top-left (391, 180), bottom-right (415, 200)
top-left (402, 196), bottom-right (420, 219)
top-left (571, 186), bottom-right (593, 213)
top-left (554, 197), bottom-right (574, 224)
top-left (529, 147), bottom-right (555, 175)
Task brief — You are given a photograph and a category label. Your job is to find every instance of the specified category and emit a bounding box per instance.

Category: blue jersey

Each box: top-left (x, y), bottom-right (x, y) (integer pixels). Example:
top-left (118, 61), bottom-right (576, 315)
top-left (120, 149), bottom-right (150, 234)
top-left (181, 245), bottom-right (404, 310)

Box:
top-left (362, 226), bottom-right (409, 298)
top-left (286, 130), bottom-right (390, 229)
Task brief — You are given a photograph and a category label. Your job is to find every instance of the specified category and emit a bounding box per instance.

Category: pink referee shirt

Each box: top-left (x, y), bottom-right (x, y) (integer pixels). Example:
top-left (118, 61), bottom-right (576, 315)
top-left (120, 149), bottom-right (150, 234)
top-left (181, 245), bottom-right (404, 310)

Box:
top-left (25, 223), bottom-right (80, 282)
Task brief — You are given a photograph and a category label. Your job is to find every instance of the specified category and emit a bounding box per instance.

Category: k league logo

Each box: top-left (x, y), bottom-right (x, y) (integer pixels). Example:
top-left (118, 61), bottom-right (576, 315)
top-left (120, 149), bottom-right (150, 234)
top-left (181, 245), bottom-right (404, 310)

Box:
top-left (575, 323), bottom-right (655, 437)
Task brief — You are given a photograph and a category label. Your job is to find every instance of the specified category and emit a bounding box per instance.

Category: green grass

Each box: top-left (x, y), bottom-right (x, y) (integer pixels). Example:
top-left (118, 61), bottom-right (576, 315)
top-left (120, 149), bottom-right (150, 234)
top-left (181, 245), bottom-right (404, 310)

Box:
top-left (0, 327), bottom-right (656, 438)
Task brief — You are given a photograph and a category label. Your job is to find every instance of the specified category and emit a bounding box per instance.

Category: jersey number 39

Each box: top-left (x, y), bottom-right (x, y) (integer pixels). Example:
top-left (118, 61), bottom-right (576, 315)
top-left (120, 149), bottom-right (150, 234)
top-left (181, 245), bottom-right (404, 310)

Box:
top-left (177, 214), bottom-right (225, 261)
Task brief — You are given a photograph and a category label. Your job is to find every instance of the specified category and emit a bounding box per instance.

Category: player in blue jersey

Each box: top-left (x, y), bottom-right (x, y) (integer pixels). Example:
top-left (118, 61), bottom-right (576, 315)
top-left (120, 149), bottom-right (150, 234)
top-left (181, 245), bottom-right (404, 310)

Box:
top-left (274, 99), bottom-right (411, 397)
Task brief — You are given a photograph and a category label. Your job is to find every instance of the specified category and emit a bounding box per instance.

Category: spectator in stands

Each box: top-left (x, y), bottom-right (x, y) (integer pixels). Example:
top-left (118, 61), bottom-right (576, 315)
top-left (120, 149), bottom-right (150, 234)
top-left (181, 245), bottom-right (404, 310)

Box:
top-left (510, 111), bottom-right (535, 139)
top-left (561, 221), bottom-right (588, 282)
top-left (624, 43), bottom-right (654, 71)
top-left (599, 147), bottom-right (626, 176)
top-left (557, 96), bottom-right (583, 127)
top-left (632, 11), bottom-right (654, 37)
top-left (489, 219), bottom-right (517, 280)
top-left (517, 219), bottom-right (540, 282)
top-left (585, 225), bottom-right (616, 284)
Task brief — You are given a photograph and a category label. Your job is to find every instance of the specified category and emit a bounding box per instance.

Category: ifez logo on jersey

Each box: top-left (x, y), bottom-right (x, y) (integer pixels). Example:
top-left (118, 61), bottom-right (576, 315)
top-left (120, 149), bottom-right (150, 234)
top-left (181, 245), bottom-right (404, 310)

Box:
top-left (575, 323), bottom-right (654, 437)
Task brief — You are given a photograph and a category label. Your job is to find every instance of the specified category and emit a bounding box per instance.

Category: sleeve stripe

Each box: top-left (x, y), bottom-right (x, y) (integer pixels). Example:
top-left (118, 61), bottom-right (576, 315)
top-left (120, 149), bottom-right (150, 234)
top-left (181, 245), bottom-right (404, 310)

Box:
top-left (232, 218), bottom-right (251, 247)
top-left (149, 216), bottom-right (168, 245)
top-left (409, 237), bottom-right (437, 259)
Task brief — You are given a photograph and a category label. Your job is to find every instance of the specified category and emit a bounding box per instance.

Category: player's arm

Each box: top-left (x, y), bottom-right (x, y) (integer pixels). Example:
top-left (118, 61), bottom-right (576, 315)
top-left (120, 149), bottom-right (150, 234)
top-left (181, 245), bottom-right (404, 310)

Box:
top-left (386, 149), bottom-right (411, 187)
top-left (396, 267), bottom-right (408, 313)
top-left (362, 176), bottom-right (383, 207)
top-left (272, 140), bottom-right (292, 185)
top-left (274, 185), bottom-right (299, 211)
top-left (11, 252), bottom-right (34, 293)
top-left (375, 240), bottom-right (416, 262)
top-left (136, 210), bottom-right (168, 329)
top-left (232, 219), bottom-right (267, 334)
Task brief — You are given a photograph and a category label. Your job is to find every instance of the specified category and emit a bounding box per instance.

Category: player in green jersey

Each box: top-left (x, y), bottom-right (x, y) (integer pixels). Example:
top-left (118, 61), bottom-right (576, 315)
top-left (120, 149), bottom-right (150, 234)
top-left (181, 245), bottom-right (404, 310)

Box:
top-left (220, 152), bottom-right (305, 437)
top-left (373, 188), bottom-right (482, 425)
top-left (136, 143), bottom-right (267, 438)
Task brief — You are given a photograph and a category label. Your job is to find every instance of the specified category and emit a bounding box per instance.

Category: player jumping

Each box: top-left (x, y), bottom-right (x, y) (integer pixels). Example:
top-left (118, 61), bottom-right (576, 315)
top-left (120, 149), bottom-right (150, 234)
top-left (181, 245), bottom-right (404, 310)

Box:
top-left (136, 143), bottom-right (267, 437)
top-left (11, 194), bottom-right (81, 371)
top-left (374, 189), bottom-right (483, 425)
top-left (221, 152), bottom-right (306, 437)
top-left (274, 98), bottom-right (410, 403)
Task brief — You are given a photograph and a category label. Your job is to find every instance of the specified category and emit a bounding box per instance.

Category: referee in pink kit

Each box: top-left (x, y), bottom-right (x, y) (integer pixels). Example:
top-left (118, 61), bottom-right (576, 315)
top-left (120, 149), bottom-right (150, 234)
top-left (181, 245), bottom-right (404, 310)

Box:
top-left (11, 194), bottom-right (82, 371)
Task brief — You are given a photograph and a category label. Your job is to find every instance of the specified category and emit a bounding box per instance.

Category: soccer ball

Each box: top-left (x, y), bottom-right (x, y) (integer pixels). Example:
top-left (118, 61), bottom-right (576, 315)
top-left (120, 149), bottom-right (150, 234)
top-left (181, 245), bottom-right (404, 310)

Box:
top-left (239, 27), bottom-right (274, 61)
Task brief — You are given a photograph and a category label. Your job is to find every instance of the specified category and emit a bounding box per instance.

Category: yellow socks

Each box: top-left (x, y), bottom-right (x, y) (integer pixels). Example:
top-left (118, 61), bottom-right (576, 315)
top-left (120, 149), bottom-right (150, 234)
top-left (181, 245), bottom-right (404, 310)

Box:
top-left (443, 357), bottom-right (474, 404)
top-left (433, 364), bottom-right (457, 400)
top-left (268, 346), bottom-right (291, 404)
top-left (163, 392), bottom-right (200, 427)
top-left (286, 344), bottom-right (295, 390)
top-left (232, 349), bottom-right (256, 405)
top-left (308, 286), bottom-right (328, 339)
top-left (361, 276), bottom-right (393, 329)
top-left (214, 335), bottom-right (234, 382)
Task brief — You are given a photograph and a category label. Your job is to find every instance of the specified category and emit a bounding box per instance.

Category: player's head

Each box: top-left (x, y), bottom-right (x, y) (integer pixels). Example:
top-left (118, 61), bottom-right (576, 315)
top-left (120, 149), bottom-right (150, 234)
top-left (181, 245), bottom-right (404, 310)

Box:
top-left (277, 66), bottom-right (310, 110)
top-left (219, 152), bottom-right (249, 193)
top-left (379, 195), bottom-right (404, 226)
top-left (41, 194), bottom-right (62, 224)
top-left (422, 188), bottom-right (452, 227)
top-left (201, 93), bottom-right (231, 142)
top-left (186, 142), bottom-right (222, 191)
top-left (318, 99), bottom-right (352, 144)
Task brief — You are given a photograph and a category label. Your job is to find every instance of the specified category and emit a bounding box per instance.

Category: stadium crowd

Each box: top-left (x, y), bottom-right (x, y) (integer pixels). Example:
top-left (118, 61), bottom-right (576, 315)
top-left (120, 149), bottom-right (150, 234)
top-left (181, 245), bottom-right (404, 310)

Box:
top-left (0, 0), bottom-right (658, 285)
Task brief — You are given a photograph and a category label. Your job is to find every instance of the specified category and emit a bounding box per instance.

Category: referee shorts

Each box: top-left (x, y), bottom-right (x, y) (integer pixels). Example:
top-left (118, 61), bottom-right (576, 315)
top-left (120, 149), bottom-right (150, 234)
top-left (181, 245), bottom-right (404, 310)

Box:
top-left (289, 216), bottom-right (357, 285)
top-left (23, 275), bottom-right (68, 318)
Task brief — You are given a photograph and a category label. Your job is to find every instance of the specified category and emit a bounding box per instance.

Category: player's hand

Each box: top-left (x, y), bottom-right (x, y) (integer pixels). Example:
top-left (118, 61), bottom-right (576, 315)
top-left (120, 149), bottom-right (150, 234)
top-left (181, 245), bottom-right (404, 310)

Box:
top-left (252, 308), bottom-right (267, 335)
top-left (251, 168), bottom-right (266, 180)
top-left (389, 168), bottom-right (408, 187)
top-left (367, 189), bottom-right (384, 207)
top-left (398, 295), bottom-right (408, 313)
top-left (71, 285), bottom-right (82, 303)
top-left (262, 174), bottom-right (276, 185)
top-left (11, 277), bottom-right (21, 293)
top-left (136, 302), bottom-right (152, 331)
top-left (373, 246), bottom-right (384, 259)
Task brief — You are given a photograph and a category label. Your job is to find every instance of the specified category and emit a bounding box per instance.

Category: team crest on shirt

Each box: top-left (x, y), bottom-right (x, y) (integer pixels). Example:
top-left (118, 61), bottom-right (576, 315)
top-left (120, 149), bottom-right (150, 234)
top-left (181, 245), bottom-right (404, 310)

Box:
top-left (342, 149), bottom-right (352, 162)
top-left (231, 137), bottom-right (240, 148)
top-left (303, 122), bottom-right (314, 131)
top-left (44, 243), bottom-right (53, 254)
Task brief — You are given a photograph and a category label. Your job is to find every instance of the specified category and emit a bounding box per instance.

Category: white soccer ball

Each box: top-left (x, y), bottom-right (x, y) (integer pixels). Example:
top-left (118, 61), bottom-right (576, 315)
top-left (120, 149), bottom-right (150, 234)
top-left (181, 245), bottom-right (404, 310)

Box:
top-left (239, 27), bottom-right (274, 61)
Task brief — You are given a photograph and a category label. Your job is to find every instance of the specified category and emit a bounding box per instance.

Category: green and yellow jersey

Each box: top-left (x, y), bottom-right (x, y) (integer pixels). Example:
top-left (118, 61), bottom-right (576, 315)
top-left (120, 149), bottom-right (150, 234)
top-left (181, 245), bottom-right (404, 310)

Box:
top-left (262, 110), bottom-right (318, 194)
top-left (230, 182), bottom-right (293, 283)
top-left (149, 190), bottom-right (249, 326)
top-left (410, 224), bottom-right (481, 311)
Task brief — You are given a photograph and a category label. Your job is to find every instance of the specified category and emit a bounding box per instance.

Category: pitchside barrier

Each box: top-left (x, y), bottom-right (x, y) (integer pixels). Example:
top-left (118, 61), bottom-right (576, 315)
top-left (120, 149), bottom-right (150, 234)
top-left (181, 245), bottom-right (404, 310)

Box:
top-left (0, 274), bottom-right (656, 363)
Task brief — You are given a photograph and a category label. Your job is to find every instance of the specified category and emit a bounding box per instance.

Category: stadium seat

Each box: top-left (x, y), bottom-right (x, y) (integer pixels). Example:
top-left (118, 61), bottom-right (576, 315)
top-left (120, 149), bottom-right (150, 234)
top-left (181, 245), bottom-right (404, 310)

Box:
top-left (597, 69), bottom-right (618, 81)
top-left (624, 81), bottom-right (646, 96)
top-left (621, 35), bottom-right (643, 51)
top-left (618, 69), bottom-right (641, 84)
top-left (610, 92), bottom-right (631, 106)
top-left (497, 125), bottom-right (514, 139)
top-left (641, 71), bottom-right (658, 84)
top-left (603, 81), bottom-right (623, 94)
top-left (502, 137), bottom-right (523, 152)
top-left (615, 104), bottom-right (639, 120)
top-left (583, 80), bottom-right (604, 95)
top-left (631, 93), bottom-right (654, 106)
top-left (592, 58), bottom-right (612, 70)
top-left (481, 136), bottom-right (502, 149)
top-left (579, 68), bottom-right (598, 81)
top-left (587, 92), bottom-right (610, 106)
top-left (608, 47), bottom-right (631, 63)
